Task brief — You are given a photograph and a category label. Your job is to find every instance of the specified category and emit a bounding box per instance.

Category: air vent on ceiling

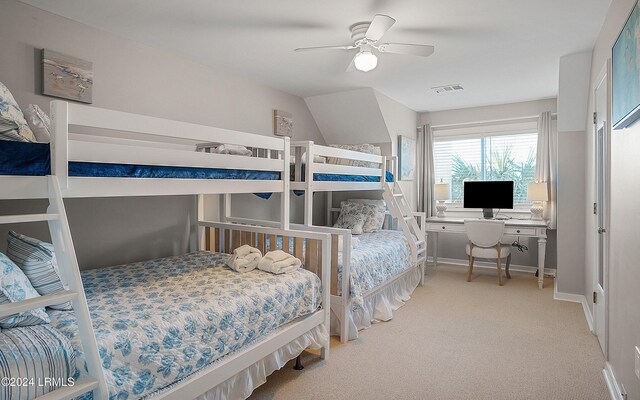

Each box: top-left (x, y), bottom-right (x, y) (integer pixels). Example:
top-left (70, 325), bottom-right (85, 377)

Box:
top-left (431, 84), bottom-right (464, 94)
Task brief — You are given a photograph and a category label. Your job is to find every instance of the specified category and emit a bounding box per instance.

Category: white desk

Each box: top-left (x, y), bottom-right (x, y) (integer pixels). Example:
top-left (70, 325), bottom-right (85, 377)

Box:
top-left (425, 217), bottom-right (549, 288)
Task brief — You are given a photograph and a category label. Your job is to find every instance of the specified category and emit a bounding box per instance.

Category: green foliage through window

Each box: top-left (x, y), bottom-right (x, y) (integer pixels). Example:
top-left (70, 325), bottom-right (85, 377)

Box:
top-left (434, 133), bottom-right (537, 206)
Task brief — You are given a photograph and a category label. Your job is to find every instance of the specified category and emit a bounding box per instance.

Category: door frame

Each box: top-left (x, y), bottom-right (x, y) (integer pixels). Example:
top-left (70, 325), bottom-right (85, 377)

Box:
top-left (592, 61), bottom-right (610, 357)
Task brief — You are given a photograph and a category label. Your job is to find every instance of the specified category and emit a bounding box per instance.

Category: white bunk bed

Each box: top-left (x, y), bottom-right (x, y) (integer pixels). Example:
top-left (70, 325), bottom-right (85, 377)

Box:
top-left (0, 101), bottom-right (330, 400)
top-left (226, 141), bottom-right (427, 342)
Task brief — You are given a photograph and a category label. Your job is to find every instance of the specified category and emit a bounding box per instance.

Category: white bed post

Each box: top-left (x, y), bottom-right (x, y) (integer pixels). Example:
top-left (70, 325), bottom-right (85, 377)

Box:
top-left (326, 192), bottom-right (333, 226)
top-left (281, 137), bottom-right (290, 230)
top-left (196, 194), bottom-right (205, 251)
top-left (321, 233), bottom-right (331, 360)
top-left (50, 100), bottom-right (69, 189)
top-left (304, 141), bottom-right (314, 226)
top-left (340, 234), bottom-right (352, 343)
top-left (381, 156), bottom-right (387, 183)
top-left (221, 194), bottom-right (231, 222)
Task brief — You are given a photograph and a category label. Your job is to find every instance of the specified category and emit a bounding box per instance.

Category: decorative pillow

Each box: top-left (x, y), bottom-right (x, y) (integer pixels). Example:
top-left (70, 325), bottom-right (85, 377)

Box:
top-left (23, 104), bottom-right (51, 143)
top-left (0, 81), bottom-right (36, 142)
top-left (7, 231), bottom-right (72, 311)
top-left (327, 144), bottom-right (382, 168)
top-left (348, 199), bottom-right (387, 232)
top-left (0, 252), bottom-right (50, 328)
top-left (334, 202), bottom-right (367, 235)
top-left (0, 324), bottom-right (77, 400)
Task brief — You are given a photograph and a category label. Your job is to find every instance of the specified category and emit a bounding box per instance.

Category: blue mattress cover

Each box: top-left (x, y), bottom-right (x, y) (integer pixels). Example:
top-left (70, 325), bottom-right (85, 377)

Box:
top-left (0, 142), bottom-right (392, 201)
top-left (291, 164), bottom-right (394, 183)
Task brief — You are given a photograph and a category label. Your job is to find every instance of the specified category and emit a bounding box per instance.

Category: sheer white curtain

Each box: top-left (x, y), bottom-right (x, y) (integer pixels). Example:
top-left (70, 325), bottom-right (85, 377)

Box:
top-left (535, 112), bottom-right (557, 228)
top-left (417, 124), bottom-right (435, 217)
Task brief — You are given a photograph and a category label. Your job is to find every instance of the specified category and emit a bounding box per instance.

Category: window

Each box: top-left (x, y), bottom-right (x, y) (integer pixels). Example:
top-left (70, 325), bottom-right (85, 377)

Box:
top-left (433, 132), bottom-right (537, 206)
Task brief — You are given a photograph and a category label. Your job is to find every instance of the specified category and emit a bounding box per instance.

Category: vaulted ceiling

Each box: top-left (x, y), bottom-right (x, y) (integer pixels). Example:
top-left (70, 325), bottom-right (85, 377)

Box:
top-left (21, 0), bottom-right (610, 111)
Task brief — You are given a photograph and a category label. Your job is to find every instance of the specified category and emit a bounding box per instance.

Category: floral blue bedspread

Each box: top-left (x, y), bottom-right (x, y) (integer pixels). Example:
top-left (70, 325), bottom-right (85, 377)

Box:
top-left (339, 230), bottom-right (412, 311)
top-left (276, 230), bottom-right (412, 312)
top-left (47, 251), bottom-right (322, 400)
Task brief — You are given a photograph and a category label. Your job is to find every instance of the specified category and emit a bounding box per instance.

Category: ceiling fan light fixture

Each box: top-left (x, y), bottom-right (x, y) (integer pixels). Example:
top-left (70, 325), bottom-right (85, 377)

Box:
top-left (354, 50), bottom-right (377, 72)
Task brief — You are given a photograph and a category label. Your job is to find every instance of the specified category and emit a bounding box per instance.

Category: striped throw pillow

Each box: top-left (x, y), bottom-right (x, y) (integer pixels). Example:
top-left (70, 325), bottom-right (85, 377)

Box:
top-left (0, 252), bottom-right (50, 328)
top-left (7, 231), bottom-right (72, 311)
top-left (0, 324), bottom-right (76, 400)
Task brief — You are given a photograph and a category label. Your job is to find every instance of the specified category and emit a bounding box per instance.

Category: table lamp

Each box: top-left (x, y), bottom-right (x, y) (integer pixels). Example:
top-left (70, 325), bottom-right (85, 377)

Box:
top-left (527, 182), bottom-right (548, 220)
top-left (434, 179), bottom-right (450, 218)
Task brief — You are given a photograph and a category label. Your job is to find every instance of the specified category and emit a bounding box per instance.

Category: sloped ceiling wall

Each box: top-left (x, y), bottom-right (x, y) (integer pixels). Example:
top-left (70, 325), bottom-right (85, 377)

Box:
top-left (304, 88), bottom-right (392, 145)
top-left (304, 87), bottom-right (419, 209)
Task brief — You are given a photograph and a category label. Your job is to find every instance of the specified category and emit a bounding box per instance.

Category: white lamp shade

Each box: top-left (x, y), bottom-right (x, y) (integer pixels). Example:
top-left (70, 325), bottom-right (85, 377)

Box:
top-left (527, 182), bottom-right (549, 201)
top-left (434, 182), bottom-right (450, 201)
top-left (354, 51), bottom-right (378, 72)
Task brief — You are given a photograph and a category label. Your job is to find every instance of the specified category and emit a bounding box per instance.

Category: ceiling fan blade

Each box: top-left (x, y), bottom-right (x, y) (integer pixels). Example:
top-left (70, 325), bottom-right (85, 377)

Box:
top-left (294, 45), bottom-right (355, 52)
top-left (346, 54), bottom-right (357, 72)
top-left (379, 43), bottom-right (435, 57)
top-left (365, 14), bottom-right (396, 41)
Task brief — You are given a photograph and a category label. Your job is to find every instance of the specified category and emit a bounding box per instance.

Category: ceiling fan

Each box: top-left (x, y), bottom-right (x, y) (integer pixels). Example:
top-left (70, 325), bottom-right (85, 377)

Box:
top-left (294, 14), bottom-right (435, 72)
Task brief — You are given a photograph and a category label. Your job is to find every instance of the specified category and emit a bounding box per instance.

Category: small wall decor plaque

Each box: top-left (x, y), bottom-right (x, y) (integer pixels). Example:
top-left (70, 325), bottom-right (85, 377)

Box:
top-left (42, 49), bottom-right (93, 104)
top-left (273, 110), bottom-right (293, 137)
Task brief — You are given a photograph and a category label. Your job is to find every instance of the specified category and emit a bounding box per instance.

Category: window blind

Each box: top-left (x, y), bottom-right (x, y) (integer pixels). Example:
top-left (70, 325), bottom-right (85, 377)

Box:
top-left (433, 132), bottom-right (538, 206)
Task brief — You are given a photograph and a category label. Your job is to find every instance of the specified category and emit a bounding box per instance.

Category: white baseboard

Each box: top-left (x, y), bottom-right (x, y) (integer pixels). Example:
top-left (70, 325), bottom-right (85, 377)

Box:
top-left (603, 362), bottom-right (625, 400)
top-left (553, 279), bottom-right (594, 332)
top-left (427, 256), bottom-right (557, 277)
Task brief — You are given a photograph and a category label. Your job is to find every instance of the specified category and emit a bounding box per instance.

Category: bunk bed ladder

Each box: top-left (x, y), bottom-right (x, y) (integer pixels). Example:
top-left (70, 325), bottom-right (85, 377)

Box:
top-left (382, 182), bottom-right (427, 265)
top-left (45, 175), bottom-right (108, 400)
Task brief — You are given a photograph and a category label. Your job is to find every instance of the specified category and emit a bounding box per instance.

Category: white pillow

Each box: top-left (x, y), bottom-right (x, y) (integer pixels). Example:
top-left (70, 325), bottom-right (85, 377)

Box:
top-left (334, 202), bottom-right (366, 235)
top-left (211, 144), bottom-right (252, 156)
top-left (0, 81), bottom-right (36, 142)
top-left (23, 104), bottom-right (51, 143)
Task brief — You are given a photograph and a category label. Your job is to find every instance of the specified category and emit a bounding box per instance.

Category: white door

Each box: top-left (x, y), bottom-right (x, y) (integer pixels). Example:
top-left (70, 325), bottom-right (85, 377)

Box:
top-left (593, 65), bottom-right (609, 355)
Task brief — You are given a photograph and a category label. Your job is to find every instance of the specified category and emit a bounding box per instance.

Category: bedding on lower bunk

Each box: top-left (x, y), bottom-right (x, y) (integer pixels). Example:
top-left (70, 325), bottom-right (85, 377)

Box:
top-left (337, 230), bottom-right (412, 309)
top-left (277, 229), bottom-right (412, 310)
top-left (39, 251), bottom-right (321, 399)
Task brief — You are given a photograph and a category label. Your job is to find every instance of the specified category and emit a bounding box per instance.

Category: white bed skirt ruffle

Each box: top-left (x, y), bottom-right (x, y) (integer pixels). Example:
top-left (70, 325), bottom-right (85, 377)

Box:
top-left (195, 323), bottom-right (328, 400)
top-left (331, 266), bottom-right (421, 341)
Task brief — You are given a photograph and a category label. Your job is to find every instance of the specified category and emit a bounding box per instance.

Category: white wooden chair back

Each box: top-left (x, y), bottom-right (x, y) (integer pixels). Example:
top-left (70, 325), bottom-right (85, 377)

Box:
top-left (464, 219), bottom-right (506, 248)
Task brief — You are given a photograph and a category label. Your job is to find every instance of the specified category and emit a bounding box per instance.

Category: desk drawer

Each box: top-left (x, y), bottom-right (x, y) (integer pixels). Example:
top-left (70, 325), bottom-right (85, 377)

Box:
top-left (426, 223), bottom-right (466, 233)
top-left (505, 227), bottom-right (537, 236)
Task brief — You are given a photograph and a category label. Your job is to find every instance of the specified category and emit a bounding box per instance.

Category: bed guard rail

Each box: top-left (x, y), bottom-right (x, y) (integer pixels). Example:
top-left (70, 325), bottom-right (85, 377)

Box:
top-left (50, 101), bottom-right (290, 188)
top-left (290, 141), bottom-right (387, 183)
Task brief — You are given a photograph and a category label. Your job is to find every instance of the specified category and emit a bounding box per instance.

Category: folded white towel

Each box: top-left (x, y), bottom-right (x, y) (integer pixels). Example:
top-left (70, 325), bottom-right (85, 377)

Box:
top-left (226, 245), bottom-right (262, 273)
top-left (258, 250), bottom-right (301, 274)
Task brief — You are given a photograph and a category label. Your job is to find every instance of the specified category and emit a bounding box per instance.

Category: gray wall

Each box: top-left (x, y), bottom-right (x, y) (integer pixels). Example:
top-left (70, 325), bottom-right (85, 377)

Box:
top-left (0, 0), bottom-right (323, 268)
top-left (555, 52), bottom-right (591, 295)
top-left (586, 0), bottom-right (640, 397)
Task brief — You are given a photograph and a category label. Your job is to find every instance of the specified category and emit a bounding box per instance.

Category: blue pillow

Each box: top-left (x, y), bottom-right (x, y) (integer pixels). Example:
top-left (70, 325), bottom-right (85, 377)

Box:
top-left (0, 252), bottom-right (50, 328)
top-left (7, 231), bottom-right (72, 311)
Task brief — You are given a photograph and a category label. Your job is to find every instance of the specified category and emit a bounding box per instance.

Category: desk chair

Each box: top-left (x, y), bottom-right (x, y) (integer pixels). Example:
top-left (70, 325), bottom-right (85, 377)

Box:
top-left (464, 219), bottom-right (512, 285)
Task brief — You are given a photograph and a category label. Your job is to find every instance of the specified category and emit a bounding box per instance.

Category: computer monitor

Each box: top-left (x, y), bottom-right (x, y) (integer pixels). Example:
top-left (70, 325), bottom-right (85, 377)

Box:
top-left (463, 181), bottom-right (514, 219)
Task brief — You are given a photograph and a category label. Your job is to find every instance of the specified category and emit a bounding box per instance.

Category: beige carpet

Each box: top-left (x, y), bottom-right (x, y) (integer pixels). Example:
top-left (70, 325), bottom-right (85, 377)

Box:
top-left (249, 264), bottom-right (609, 400)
